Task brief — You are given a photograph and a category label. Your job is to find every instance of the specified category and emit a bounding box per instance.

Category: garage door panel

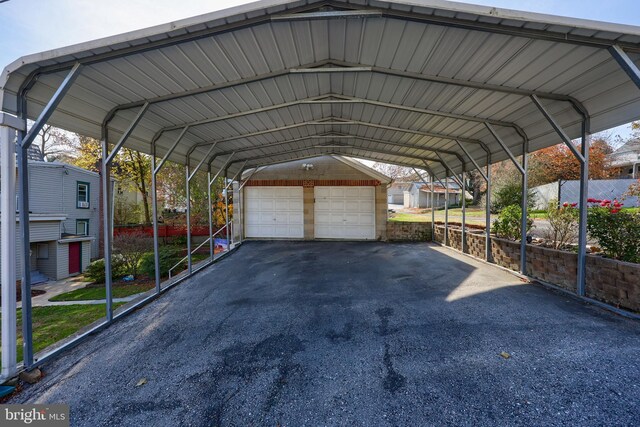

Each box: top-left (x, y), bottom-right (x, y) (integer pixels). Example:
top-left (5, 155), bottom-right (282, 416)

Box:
top-left (314, 186), bottom-right (375, 240)
top-left (289, 199), bottom-right (304, 210)
top-left (245, 186), bottom-right (304, 239)
top-left (316, 199), bottom-right (331, 211)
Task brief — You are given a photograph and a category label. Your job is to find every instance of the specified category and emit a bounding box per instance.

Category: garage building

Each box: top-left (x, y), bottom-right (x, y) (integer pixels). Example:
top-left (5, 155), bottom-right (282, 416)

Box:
top-left (234, 155), bottom-right (390, 241)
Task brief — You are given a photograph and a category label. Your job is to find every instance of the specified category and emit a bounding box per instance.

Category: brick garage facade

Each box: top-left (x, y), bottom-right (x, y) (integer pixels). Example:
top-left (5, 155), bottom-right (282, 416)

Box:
top-left (432, 224), bottom-right (640, 312)
top-left (233, 156), bottom-right (390, 241)
top-left (386, 222), bottom-right (432, 241)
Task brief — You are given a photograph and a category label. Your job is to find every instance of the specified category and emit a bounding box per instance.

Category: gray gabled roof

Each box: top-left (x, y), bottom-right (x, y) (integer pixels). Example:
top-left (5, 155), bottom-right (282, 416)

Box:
top-left (2, 0), bottom-right (640, 178)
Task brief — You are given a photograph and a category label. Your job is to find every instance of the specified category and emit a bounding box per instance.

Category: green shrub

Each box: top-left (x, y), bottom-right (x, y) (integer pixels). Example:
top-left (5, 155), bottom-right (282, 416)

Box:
top-left (139, 246), bottom-right (183, 278)
top-left (491, 182), bottom-right (536, 213)
top-left (493, 204), bottom-right (533, 240)
top-left (84, 256), bottom-right (126, 284)
top-left (587, 202), bottom-right (640, 263)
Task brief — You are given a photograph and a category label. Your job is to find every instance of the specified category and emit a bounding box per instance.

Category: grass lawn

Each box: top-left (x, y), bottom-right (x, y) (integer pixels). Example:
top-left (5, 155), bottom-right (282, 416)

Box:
top-left (389, 213), bottom-right (431, 222)
top-left (0, 303), bottom-right (123, 366)
top-left (49, 282), bottom-right (154, 302)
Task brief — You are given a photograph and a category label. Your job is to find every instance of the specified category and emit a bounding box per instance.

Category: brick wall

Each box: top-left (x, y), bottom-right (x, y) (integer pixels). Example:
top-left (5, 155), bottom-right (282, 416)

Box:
top-left (433, 224), bottom-right (640, 313)
top-left (586, 257), bottom-right (639, 311)
top-left (386, 222), bottom-right (432, 241)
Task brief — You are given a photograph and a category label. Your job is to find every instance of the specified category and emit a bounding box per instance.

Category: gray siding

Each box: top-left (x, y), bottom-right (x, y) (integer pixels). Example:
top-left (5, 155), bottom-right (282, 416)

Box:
top-left (28, 164), bottom-right (64, 213)
top-left (81, 241), bottom-right (91, 271)
top-left (58, 166), bottom-right (101, 259)
top-left (29, 221), bottom-right (62, 242)
top-left (35, 241), bottom-right (58, 280)
top-left (57, 243), bottom-right (69, 280)
top-left (27, 162), bottom-right (102, 259)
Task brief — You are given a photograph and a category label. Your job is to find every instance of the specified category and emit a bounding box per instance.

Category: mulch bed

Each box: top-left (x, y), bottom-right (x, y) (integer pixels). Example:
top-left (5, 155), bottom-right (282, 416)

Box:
top-left (86, 276), bottom-right (155, 289)
top-left (0, 282), bottom-right (46, 304)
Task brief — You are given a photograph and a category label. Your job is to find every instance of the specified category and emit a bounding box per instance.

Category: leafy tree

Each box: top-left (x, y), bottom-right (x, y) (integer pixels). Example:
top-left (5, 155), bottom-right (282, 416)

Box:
top-left (67, 134), bottom-right (101, 172)
top-left (491, 182), bottom-right (536, 213)
top-left (528, 137), bottom-right (616, 186)
top-left (119, 149), bottom-right (151, 225)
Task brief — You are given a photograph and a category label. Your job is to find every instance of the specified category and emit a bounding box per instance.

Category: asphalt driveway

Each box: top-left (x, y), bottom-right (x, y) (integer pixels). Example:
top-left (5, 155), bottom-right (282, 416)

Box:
top-left (10, 241), bottom-right (640, 426)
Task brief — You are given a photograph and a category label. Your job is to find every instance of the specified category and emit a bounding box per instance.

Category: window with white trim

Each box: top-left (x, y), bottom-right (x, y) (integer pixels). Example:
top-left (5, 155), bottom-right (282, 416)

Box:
top-left (76, 219), bottom-right (89, 236)
top-left (77, 182), bottom-right (90, 208)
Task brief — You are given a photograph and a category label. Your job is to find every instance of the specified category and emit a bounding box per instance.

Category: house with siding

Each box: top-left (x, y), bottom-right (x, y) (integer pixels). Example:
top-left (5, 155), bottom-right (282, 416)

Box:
top-left (608, 140), bottom-right (640, 179)
top-left (403, 182), bottom-right (463, 209)
top-left (1, 160), bottom-right (111, 284)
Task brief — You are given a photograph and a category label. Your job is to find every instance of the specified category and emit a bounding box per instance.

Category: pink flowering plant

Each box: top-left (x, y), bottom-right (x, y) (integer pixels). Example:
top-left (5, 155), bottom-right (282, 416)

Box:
top-left (545, 199), bottom-right (579, 250)
top-left (586, 198), bottom-right (640, 263)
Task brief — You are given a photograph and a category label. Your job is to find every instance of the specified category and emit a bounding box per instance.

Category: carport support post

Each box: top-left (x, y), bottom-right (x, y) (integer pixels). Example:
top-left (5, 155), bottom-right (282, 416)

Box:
top-left (17, 130), bottom-right (35, 368)
top-left (101, 136), bottom-right (114, 321)
top-left (430, 173), bottom-right (435, 236)
top-left (101, 103), bottom-right (149, 321)
top-left (207, 166), bottom-right (214, 261)
top-left (150, 143), bottom-right (161, 293)
top-left (224, 173), bottom-right (230, 252)
top-left (461, 166), bottom-right (467, 253)
top-left (520, 148), bottom-right (529, 274)
top-left (576, 123), bottom-right (590, 296)
top-left (185, 158), bottom-right (192, 274)
top-left (150, 127), bottom-right (190, 289)
top-left (531, 96), bottom-right (591, 295)
top-left (444, 176), bottom-right (449, 246)
top-left (485, 123), bottom-right (527, 274)
top-left (485, 154), bottom-right (492, 261)
top-left (1, 118), bottom-right (20, 378)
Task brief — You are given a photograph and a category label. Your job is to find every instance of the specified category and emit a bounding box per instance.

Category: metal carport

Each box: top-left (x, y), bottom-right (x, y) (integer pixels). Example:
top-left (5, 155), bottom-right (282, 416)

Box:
top-left (1, 0), bottom-right (640, 378)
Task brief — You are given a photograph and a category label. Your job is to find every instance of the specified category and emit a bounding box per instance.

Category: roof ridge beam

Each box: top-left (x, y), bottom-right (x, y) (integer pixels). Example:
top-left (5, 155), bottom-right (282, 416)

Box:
top-left (204, 133), bottom-right (473, 163)
top-left (188, 118), bottom-right (485, 156)
top-left (226, 145), bottom-right (440, 167)
top-left (241, 153), bottom-right (429, 173)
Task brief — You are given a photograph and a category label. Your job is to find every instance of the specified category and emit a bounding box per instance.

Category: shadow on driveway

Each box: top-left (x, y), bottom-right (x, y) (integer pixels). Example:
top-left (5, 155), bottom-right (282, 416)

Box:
top-left (10, 241), bottom-right (640, 426)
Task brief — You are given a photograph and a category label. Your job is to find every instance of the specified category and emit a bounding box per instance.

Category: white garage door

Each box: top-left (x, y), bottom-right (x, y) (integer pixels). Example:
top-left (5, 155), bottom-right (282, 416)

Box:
top-left (315, 186), bottom-right (375, 239)
top-left (245, 186), bottom-right (304, 238)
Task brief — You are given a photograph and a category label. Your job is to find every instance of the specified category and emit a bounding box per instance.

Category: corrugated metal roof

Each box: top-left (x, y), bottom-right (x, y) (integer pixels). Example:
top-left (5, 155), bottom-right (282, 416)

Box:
top-left (2, 0), bottom-right (640, 178)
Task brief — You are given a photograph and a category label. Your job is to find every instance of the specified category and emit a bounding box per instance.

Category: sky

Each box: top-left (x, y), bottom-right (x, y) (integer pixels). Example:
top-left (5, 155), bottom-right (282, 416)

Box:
top-left (0, 0), bottom-right (638, 140)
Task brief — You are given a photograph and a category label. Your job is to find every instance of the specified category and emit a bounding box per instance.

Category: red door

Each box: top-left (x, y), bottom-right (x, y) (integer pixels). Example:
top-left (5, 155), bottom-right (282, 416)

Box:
top-left (69, 242), bottom-right (81, 275)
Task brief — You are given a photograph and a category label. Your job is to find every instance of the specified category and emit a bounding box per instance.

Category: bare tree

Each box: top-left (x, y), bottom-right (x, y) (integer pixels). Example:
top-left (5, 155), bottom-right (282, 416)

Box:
top-left (114, 231), bottom-right (150, 278)
top-left (36, 124), bottom-right (72, 161)
top-left (371, 162), bottom-right (415, 181)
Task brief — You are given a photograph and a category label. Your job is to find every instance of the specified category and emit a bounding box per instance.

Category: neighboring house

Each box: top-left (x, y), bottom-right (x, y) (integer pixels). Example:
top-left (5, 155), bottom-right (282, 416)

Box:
top-left (0, 160), bottom-right (112, 284)
top-left (403, 182), bottom-right (462, 208)
top-left (233, 156), bottom-right (390, 241)
top-left (608, 140), bottom-right (640, 179)
top-left (387, 182), bottom-right (412, 204)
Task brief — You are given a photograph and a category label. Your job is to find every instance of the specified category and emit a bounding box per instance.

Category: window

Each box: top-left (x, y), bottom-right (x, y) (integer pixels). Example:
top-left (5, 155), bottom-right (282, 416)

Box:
top-left (76, 219), bottom-right (89, 236)
top-left (36, 243), bottom-right (49, 259)
top-left (77, 182), bottom-right (90, 208)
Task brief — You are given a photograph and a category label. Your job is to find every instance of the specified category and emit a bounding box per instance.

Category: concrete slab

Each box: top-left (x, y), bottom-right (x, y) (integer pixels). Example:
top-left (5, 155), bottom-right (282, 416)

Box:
top-left (8, 241), bottom-right (640, 426)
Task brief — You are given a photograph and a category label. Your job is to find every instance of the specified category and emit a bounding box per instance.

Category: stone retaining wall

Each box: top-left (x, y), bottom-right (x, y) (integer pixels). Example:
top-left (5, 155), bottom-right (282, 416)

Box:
top-left (432, 224), bottom-right (640, 312)
top-left (386, 222), bottom-right (432, 242)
